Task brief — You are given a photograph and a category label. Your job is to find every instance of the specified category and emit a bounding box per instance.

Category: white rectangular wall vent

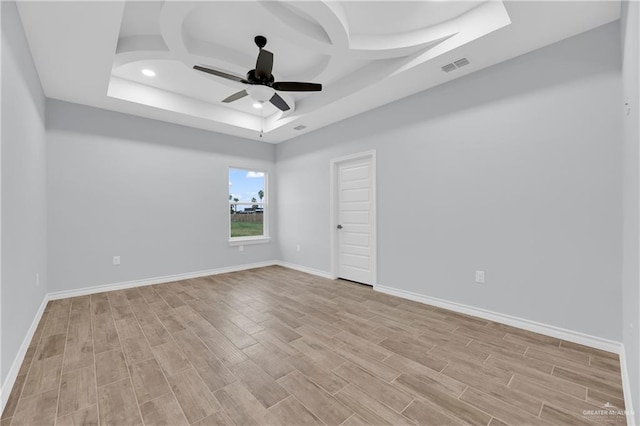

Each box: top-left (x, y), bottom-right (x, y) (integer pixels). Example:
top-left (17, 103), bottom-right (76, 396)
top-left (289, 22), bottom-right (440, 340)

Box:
top-left (441, 58), bottom-right (470, 72)
top-left (293, 125), bottom-right (307, 131)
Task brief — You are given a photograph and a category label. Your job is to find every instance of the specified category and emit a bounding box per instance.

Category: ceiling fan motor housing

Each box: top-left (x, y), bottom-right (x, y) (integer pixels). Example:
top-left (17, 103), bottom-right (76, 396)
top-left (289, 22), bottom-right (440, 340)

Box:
top-left (247, 69), bottom-right (275, 85)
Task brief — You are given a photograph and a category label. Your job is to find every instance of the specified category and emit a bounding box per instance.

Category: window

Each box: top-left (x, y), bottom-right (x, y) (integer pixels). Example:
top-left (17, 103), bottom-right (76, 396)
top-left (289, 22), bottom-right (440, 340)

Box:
top-left (228, 168), bottom-right (268, 243)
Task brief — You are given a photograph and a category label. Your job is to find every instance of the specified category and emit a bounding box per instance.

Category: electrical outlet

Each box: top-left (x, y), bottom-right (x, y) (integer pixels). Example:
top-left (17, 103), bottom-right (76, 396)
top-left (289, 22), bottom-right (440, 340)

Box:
top-left (239, 245), bottom-right (244, 252)
top-left (475, 270), bottom-right (485, 284)
top-left (296, 244), bottom-right (301, 252)
top-left (36, 273), bottom-right (40, 287)
top-left (113, 256), bottom-right (121, 266)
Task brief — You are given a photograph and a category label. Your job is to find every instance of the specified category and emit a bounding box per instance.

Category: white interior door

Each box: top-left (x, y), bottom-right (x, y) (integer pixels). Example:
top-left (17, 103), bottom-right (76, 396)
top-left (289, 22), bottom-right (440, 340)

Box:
top-left (336, 155), bottom-right (375, 285)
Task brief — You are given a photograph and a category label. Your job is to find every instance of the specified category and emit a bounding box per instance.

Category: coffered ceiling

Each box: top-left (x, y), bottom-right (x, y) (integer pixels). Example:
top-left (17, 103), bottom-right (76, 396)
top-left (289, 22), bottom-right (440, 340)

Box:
top-left (16, 1), bottom-right (620, 143)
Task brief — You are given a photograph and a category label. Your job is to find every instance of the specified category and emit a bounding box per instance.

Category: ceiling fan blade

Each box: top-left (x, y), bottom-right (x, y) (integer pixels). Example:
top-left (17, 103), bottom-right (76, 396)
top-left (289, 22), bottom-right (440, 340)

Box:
top-left (222, 90), bottom-right (248, 103)
top-left (255, 49), bottom-right (273, 80)
top-left (193, 65), bottom-right (247, 83)
top-left (273, 81), bottom-right (322, 92)
top-left (269, 93), bottom-right (290, 112)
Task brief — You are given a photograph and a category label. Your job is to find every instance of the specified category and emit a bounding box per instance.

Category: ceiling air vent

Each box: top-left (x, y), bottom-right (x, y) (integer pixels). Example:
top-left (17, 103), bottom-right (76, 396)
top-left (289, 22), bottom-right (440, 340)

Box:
top-left (454, 58), bottom-right (470, 68)
top-left (293, 125), bottom-right (307, 131)
top-left (441, 58), bottom-right (470, 72)
top-left (441, 63), bottom-right (457, 73)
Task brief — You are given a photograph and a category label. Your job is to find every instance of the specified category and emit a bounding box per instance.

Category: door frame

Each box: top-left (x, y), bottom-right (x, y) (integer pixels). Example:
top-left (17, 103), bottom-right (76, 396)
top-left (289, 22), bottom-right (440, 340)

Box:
top-left (330, 150), bottom-right (377, 285)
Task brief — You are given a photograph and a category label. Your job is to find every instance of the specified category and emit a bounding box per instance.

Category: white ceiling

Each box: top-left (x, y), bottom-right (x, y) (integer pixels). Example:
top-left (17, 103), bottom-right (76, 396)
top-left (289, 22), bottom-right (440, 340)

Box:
top-left (17, 1), bottom-right (620, 143)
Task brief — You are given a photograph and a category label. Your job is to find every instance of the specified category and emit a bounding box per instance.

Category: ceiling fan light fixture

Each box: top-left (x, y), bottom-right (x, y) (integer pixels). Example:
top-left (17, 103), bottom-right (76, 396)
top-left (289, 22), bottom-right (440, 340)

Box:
top-left (141, 69), bottom-right (156, 77)
top-left (246, 85), bottom-right (274, 103)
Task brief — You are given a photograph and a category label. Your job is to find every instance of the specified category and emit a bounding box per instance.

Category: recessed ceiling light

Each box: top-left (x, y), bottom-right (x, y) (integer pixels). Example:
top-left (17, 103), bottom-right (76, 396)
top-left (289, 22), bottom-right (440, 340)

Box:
top-left (253, 102), bottom-right (263, 109)
top-left (141, 69), bottom-right (156, 77)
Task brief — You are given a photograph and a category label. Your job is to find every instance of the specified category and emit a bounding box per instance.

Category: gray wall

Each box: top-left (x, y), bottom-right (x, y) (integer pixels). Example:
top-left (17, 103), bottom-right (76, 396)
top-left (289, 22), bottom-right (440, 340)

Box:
top-left (46, 101), bottom-right (278, 293)
top-left (277, 23), bottom-right (623, 340)
top-left (621, 0), bottom-right (640, 414)
top-left (1, 1), bottom-right (48, 383)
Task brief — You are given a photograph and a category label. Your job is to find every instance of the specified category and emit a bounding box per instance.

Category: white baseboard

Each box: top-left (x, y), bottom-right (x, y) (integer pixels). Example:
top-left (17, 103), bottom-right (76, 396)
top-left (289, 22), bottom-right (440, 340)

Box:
top-left (47, 261), bottom-right (278, 300)
top-left (274, 261), bottom-right (333, 280)
top-left (619, 348), bottom-right (637, 426)
top-left (374, 284), bottom-right (623, 354)
top-left (1, 295), bottom-right (48, 413)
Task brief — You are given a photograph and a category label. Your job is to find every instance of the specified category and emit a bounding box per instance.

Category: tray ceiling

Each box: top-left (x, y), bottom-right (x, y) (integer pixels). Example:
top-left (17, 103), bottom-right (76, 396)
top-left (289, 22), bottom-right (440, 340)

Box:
top-left (17, 1), bottom-right (620, 143)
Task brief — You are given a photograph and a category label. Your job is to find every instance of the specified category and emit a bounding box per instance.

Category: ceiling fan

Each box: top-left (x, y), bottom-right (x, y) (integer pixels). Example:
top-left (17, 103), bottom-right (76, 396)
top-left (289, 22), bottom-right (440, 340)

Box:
top-left (193, 35), bottom-right (322, 112)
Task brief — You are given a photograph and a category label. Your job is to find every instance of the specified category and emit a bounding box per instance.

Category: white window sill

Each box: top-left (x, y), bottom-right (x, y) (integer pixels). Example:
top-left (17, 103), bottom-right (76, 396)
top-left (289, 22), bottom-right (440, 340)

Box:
top-left (228, 237), bottom-right (271, 246)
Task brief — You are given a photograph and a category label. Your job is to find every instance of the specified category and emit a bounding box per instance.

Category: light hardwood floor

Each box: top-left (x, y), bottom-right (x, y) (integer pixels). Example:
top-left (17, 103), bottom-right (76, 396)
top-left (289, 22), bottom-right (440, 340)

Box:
top-left (1, 266), bottom-right (627, 425)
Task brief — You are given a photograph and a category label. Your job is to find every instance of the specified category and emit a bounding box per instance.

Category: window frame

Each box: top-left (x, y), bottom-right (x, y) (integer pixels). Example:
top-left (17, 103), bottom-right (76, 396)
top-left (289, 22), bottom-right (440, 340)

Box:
top-left (228, 167), bottom-right (270, 246)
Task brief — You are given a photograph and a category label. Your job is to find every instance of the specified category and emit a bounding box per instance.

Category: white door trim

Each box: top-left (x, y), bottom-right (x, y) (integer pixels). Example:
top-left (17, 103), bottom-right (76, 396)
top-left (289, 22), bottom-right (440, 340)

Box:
top-left (330, 150), bottom-right (377, 285)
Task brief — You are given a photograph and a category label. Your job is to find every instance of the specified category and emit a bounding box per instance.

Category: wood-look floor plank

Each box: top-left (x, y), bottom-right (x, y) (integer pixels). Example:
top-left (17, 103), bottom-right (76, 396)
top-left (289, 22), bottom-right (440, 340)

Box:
top-left (191, 410), bottom-right (235, 426)
top-left (171, 329), bottom-right (237, 392)
top-left (41, 315), bottom-right (70, 338)
top-left (97, 378), bottom-right (142, 426)
top-left (383, 354), bottom-right (465, 398)
top-left (1, 373), bottom-right (25, 420)
top-left (243, 343), bottom-right (295, 380)
top-left (95, 349), bottom-right (128, 387)
top-left (36, 333), bottom-right (66, 360)
top-left (267, 396), bottom-right (324, 426)
top-left (16, 345), bottom-right (37, 378)
top-left (167, 368), bottom-right (222, 424)
top-left (559, 341), bottom-right (619, 360)
top-left (56, 405), bottom-right (99, 426)
top-left (459, 386), bottom-right (551, 426)
top-left (394, 374), bottom-right (491, 426)
top-left (252, 330), bottom-right (299, 357)
top-left (191, 321), bottom-right (248, 366)
top-left (10, 388), bottom-right (58, 426)
top-left (66, 311), bottom-right (92, 345)
top-left (115, 317), bottom-right (144, 340)
top-left (128, 358), bottom-right (171, 405)
top-left (287, 353), bottom-right (348, 394)
top-left (121, 336), bottom-right (154, 366)
top-left (290, 337), bottom-right (346, 370)
top-left (401, 399), bottom-right (462, 425)
top-left (509, 374), bottom-right (610, 420)
top-left (334, 363), bottom-right (413, 413)
top-left (587, 387), bottom-right (626, 410)
top-left (200, 311), bottom-right (258, 349)
top-left (332, 344), bottom-right (401, 383)
top-left (214, 381), bottom-right (278, 425)
top-left (334, 384), bottom-right (417, 426)
top-left (151, 340), bottom-right (191, 377)
top-left (277, 370), bottom-right (353, 425)
top-left (228, 359), bottom-right (290, 408)
top-left (92, 313), bottom-right (120, 354)
top-left (341, 413), bottom-right (372, 426)
top-left (378, 336), bottom-right (446, 372)
top-left (21, 354), bottom-right (63, 397)
top-left (590, 355), bottom-right (621, 373)
top-left (332, 331), bottom-right (394, 361)
top-left (90, 294), bottom-right (111, 317)
top-left (62, 340), bottom-right (93, 373)
top-left (139, 392), bottom-right (189, 426)
top-left (490, 357), bottom-right (587, 400)
top-left (539, 404), bottom-right (594, 426)
top-left (57, 366), bottom-right (97, 418)
top-left (552, 366), bottom-right (623, 399)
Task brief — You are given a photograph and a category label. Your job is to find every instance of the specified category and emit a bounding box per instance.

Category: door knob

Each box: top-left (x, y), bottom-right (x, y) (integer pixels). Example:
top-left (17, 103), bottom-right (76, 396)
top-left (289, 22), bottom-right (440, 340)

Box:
top-left (337, 224), bottom-right (343, 229)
